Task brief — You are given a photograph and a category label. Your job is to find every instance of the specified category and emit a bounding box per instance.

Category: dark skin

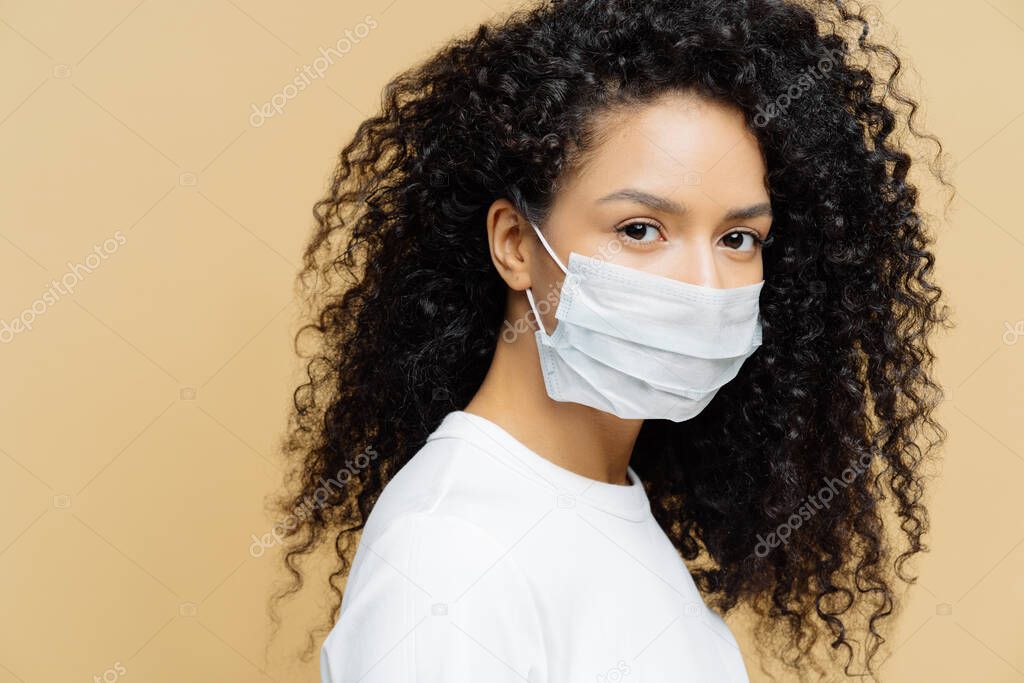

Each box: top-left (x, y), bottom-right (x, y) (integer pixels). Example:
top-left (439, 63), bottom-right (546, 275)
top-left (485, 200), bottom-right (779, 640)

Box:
top-left (465, 89), bottom-right (773, 485)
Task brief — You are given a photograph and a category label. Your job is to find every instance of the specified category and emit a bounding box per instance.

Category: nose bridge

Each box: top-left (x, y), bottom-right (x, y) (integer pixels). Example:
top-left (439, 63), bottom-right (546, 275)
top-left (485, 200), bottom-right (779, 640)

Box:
top-left (676, 237), bottom-right (722, 288)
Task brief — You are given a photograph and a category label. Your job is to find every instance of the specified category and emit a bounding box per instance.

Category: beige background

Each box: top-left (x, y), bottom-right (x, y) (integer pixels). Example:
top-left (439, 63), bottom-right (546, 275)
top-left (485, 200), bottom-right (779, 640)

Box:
top-left (1, 0), bottom-right (1021, 681)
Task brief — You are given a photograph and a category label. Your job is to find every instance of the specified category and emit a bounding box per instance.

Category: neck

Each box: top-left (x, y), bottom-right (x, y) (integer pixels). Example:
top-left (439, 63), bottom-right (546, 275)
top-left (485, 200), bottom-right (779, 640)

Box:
top-left (464, 296), bottom-right (642, 486)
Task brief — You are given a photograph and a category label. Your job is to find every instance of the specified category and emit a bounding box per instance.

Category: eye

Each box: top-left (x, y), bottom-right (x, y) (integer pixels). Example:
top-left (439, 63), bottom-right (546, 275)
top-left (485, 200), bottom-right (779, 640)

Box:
top-left (720, 229), bottom-right (770, 252)
top-left (615, 221), bottom-right (663, 244)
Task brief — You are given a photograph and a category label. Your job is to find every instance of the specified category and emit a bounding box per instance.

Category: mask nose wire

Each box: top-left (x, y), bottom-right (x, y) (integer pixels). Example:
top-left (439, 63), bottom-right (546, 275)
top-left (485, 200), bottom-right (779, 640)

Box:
top-left (524, 220), bottom-right (569, 336)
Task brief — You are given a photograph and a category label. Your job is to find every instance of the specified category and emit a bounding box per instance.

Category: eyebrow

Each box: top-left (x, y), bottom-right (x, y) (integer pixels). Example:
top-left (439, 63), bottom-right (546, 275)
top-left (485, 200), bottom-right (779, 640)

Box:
top-left (597, 188), bottom-right (773, 221)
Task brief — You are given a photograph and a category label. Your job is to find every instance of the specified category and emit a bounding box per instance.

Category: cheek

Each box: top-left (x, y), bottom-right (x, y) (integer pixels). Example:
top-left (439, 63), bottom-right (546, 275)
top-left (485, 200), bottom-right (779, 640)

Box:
top-left (716, 251), bottom-right (764, 287)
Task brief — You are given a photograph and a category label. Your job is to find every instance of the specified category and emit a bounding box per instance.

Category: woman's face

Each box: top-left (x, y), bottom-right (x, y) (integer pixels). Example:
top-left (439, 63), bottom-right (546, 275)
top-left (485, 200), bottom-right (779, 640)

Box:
top-left (528, 90), bottom-right (772, 325)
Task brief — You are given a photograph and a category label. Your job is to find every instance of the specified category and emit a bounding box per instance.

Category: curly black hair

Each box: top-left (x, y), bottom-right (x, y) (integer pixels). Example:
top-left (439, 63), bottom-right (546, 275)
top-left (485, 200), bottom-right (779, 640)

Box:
top-left (269, 0), bottom-right (954, 679)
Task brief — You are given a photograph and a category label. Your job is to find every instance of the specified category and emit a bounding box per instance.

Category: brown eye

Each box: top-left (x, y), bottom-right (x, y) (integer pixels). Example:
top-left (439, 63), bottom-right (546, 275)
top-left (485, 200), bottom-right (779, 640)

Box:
top-left (720, 230), bottom-right (760, 252)
top-left (615, 222), bottom-right (662, 243)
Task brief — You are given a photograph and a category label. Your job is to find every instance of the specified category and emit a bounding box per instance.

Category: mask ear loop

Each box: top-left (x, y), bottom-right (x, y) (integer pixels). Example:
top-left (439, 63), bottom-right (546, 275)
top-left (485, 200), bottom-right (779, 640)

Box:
top-left (529, 221), bottom-right (569, 273)
top-left (524, 220), bottom-right (569, 336)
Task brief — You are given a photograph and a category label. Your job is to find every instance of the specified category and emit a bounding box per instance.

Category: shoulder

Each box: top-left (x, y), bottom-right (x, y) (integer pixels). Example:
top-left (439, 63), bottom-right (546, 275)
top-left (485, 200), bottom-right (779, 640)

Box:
top-left (357, 427), bottom-right (550, 548)
top-left (320, 510), bottom-right (547, 683)
top-left (352, 509), bottom-right (535, 602)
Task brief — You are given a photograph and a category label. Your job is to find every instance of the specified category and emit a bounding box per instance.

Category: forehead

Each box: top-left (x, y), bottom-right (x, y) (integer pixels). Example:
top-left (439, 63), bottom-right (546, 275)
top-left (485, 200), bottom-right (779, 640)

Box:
top-left (566, 91), bottom-right (768, 203)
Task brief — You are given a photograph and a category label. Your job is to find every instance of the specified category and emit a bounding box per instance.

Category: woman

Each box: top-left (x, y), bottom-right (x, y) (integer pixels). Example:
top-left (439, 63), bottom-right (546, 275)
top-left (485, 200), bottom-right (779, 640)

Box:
top-left (272, 0), bottom-right (952, 680)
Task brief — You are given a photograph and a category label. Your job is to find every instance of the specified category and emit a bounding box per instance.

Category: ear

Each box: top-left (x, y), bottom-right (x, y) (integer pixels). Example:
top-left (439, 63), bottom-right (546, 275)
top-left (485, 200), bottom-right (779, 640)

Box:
top-left (485, 198), bottom-right (532, 291)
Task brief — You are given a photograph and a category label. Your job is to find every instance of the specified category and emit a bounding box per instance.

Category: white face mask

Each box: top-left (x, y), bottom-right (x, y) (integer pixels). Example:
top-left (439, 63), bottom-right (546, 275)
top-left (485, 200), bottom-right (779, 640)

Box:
top-left (523, 220), bottom-right (765, 422)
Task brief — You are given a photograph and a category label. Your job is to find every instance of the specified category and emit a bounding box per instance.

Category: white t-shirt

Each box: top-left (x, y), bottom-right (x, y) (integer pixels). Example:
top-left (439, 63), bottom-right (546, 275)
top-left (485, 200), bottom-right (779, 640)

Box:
top-left (320, 410), bottom-right (750, 682)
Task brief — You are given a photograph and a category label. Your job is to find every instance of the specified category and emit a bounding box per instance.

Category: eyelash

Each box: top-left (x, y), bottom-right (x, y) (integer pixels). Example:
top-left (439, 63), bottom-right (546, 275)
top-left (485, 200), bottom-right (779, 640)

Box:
top-left (614, 221), bottom-right (775, 249)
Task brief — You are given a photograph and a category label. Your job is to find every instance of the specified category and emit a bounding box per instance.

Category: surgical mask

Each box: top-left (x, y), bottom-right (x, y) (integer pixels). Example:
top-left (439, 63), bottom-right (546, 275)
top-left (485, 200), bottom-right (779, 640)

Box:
top-left (523, 220), bottom-right (765, 422)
